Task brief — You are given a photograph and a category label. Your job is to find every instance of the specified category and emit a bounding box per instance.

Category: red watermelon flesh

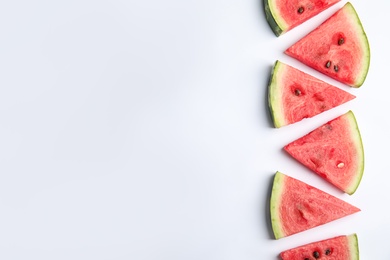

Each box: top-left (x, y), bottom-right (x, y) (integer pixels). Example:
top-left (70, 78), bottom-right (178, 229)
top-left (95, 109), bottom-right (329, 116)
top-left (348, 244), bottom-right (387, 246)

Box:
top-left (280, 234), bottom-right (359, 259)
top-left (270, 172), bottom-right (360, 239)
top-left (284, 111), bottom-right (364, 194)
top-left (268, 60), bottom-right (355, 128)
top-left (264, 0), bottom-right (340, 36)
top-left (285, 2), bottom-right (370, 87)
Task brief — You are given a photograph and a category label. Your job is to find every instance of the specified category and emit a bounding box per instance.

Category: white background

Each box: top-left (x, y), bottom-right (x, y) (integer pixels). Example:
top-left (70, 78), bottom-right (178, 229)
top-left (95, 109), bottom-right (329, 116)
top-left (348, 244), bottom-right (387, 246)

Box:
top-left (0, 0), bottom-right (388, 259)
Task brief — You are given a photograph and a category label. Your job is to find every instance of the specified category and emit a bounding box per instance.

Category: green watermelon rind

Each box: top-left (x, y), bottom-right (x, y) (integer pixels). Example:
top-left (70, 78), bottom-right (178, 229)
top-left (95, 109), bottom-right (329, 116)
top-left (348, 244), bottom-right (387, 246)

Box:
top-left (344, 2), bottom-right (370, 88)
top-left (269, 171), bottom-right (285, 239)
top-left (347, 233), bottom-right (360, 260)
top-left (267, 60), bottom-right (285, 128)
top-left (344, 110), bottom-right (364, 195)
top-left (264, 0), bottom-right (287, 37)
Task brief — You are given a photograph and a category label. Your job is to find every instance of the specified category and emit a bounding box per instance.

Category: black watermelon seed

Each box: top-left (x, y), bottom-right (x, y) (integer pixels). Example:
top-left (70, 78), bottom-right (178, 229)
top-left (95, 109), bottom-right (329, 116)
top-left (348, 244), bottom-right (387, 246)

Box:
top-left (325, 248), bottom-right (332, 255)
top-left (334, 65), bottom-right (339, 72)
top-left (338, 37), bottom-right (345, 45)
top-left (325, 61), bottom-right (331, 68)
top-left (294, 89), bottom-right (301, 96)
top-left (298, 7), bottom-right (304, 14)
top-left (313, 251), bottom-right (320, 258)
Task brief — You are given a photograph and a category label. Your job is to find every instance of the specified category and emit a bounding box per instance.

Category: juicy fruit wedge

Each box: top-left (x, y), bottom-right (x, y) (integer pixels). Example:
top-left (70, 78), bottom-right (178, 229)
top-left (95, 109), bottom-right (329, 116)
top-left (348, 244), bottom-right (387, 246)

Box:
top-left (285, 2), bottom-right (370, 87)
top-left (270, 172), bottom-right (360, 239)
top-left (268, 60), bottom-right (355, 128)
top-left (264, 0), bottom-right (340, 36)
top-left (280, 234), bottom-right (359, 260)
top-left (284, 111), bottom-right (364, 194)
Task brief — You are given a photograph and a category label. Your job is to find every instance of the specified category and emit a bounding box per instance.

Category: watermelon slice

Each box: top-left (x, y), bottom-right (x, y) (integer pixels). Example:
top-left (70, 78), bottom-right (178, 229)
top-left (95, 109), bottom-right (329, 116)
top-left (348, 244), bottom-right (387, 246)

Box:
top-left (268, 60), bottom-right (355, 128)
top-left (284, 111), bottom-right (364, 194)
top-left (285, 2), bottom-right (370, 87)
top-left (280, 234), bottom-right (359, 259)
top-left (264, 0), bottom-right (340, 36)
top-left (270, 171), bottom-right (360, 239)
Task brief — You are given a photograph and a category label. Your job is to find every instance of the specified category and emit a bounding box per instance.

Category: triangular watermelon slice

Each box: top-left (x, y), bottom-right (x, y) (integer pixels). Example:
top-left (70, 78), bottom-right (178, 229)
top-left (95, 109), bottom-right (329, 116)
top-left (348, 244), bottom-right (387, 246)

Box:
top-left (268, 60), bottom-right (355, 128)
top-left (284, 111), bottom-right (364, 194)
top-left (280, 234), bottom-right (359, 259)
top-left (285, 2), bottom-right (370, 87)
top-left (264, 0), bottom-right (340, 36)
top-left (270, 171), bottom-right (360, 239)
